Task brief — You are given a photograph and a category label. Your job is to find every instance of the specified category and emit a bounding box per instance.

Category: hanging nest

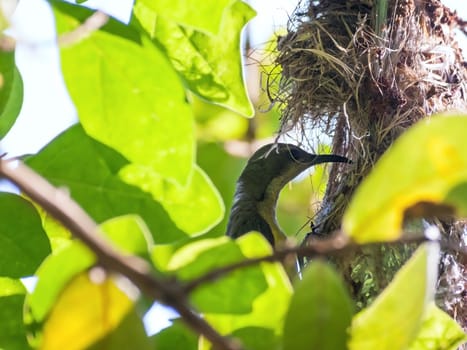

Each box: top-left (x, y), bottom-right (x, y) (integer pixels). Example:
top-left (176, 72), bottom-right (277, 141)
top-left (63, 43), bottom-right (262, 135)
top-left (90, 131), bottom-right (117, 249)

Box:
top-left (274, 0), bottom-right (467, 153)
top-left (272, 0), bottom-right (467, 241)
top-left (274, 0), bottom-right (371, 142)
top-left (270, 0), bottom-right (467, 334)
top-left (272, 0), bottom-right (467, 240)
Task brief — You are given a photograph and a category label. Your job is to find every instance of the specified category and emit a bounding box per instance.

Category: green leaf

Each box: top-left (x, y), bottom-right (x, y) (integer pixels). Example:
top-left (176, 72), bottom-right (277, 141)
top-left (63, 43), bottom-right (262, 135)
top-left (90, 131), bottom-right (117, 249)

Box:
top-left (231, 327), bottom-right (280, 350)
top-left (0, 278), bottom-right (28, 350)
top-left (0, 50), bottom-right (23, 139)
top-left (152, 319), bottom-right (198, 350)
top-left (99, 214), bottom-right (153, 258)
top-left (0, 277), bottom-right (27, 349)
top-left (444, 181), bottom-right (467, 215)
top-left (348, 244), bottom-right (434, 350)
top-left (409, 303), bottom-right (467, 350)
top-left (0, 280), bottom-right (28, 349)
top-left (0, 193), bottom-right (51, 278)
top-left (155, 236), bottom-right (268, 314)
top-left (88, 308), bottom-right (153, 350)
top-left (31, 203), bottom-right (72, 251)
top-left (26, 242), bottom-right (95, 323)
top-left (136, 0), bottom-right (234, 35)
top-left (202, 233), bottom-right (293, 346)
top-left (0, 278), bottom-right (26, 297)
top-left (0, 294), bottom-right (29, 350)
top-left (134, 0), bottom-right (255, 117)
top-left (343, 114), bottom-right (467, 242)
top-left (53, 1), bottom-right (194, 184)
top-left (26, 124), bottom-right (187, 243)
top-left (283, 260), bottom-right (353, 350)
top-left (119, 164), bottom-right (225, 235)
top-left (193, 97), bottom-right (250, 141)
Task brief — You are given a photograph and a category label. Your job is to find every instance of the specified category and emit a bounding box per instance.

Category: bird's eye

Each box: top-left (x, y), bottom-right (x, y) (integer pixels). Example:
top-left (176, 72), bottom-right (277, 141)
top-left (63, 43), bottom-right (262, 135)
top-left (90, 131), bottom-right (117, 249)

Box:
top-left (290, 148), bottom-right (305, 162)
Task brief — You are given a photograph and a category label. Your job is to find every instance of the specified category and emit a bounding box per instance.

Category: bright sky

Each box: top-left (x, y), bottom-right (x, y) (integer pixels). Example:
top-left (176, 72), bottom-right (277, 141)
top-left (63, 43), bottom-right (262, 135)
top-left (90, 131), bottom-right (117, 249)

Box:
top-left (3, 0), bottom-right (467, 336)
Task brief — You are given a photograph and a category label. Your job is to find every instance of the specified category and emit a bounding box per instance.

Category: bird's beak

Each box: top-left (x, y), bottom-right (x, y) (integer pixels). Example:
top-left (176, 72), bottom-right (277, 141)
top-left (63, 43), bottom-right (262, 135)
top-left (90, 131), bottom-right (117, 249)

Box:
top-left (308, 154), bottom-right (351, 166)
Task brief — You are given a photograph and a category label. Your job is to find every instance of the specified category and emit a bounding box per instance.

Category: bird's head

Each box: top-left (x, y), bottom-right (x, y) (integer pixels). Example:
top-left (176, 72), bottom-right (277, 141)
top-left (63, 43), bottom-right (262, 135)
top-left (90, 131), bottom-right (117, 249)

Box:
top-left (237, 143), bottom-right (350, 201)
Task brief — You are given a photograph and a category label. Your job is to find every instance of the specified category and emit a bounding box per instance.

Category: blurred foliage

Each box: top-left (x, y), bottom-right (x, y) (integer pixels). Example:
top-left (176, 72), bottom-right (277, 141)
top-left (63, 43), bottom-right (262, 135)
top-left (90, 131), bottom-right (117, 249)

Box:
top-left (193, 96), bottom-right (249, 142)
top-left (283, 260), bottom-right (353, 350)
top-left (0, 50), bottom-right (23, 139)
top-left (0, 1), bottom-right (465, 350)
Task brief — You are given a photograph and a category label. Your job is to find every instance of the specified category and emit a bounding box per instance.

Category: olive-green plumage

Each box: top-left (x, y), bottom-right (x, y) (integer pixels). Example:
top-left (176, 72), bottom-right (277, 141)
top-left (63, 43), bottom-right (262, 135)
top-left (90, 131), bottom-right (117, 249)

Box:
top-left (226, 143), bottom-right (350, 246)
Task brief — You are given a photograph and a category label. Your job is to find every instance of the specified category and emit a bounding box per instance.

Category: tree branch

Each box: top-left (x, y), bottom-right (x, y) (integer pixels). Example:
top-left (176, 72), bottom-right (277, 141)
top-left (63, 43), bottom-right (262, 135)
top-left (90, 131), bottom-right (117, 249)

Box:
top-left (0, 159), bottom-right (240, 350)
top-left (184, 233), bottom-right (463, 293)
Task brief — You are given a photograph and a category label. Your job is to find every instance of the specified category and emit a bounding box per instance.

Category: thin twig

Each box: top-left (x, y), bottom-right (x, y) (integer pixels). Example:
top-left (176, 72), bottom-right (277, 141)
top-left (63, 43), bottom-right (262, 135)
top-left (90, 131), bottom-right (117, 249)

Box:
top-left (182, 234), bottom-right (346, 292)
top-left (183, 233), bottom-right (453, 293)
top-left (0, 35), bottom-right (16, 51)
top-left (0, 159), bottom-right (240, 350)
top-left (58, 11), bottom-right (109, 47)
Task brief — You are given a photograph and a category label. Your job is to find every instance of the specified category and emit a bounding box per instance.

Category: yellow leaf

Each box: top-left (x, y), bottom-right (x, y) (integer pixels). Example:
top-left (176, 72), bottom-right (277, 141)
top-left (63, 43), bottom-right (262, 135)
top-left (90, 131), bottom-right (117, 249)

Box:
top-left (343, 114), bottom-right (467, 242)
top-left (40, 272), bottom-right (133, 350)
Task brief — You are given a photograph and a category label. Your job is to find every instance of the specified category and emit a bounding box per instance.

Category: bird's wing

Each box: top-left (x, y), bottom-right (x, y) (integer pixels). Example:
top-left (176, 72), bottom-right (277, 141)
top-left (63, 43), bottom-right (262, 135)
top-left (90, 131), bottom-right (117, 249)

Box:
top-left (226, 208), bottom-right (275, 245)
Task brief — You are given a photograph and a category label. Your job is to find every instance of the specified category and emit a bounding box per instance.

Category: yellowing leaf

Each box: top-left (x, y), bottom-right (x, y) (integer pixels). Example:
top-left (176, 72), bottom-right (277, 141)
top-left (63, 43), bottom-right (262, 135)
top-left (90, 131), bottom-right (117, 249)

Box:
top-left (409, 303), bottom-right (467, 350)
top-left (28, 215), bottom-right (153, 325)
top-left (343, 114), bottom-right (467, 242)
top-left (40, 272), bottom-right (133, 350)
top-left (27, 242), bottom-right (96, 324)
top-left (348, 244), bottom-right (434, 350)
